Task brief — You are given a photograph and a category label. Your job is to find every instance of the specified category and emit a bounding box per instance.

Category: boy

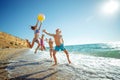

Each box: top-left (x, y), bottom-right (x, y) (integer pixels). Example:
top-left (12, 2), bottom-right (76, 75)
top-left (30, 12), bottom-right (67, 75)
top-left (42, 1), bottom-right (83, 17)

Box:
top-left (26, 20), bottom-right (42, 53)
top-left (43, 28), bottom-right (71, 66)
top-left (46, 38), bottom-right (54, 58)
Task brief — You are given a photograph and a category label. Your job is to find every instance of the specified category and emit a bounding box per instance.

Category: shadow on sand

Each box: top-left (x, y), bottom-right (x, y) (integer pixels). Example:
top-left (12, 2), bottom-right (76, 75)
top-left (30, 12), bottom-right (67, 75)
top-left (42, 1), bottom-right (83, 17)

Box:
top-left (9, 68), bottom-right (60, 80)
top-left (7, 60), bottom-right (52, 70)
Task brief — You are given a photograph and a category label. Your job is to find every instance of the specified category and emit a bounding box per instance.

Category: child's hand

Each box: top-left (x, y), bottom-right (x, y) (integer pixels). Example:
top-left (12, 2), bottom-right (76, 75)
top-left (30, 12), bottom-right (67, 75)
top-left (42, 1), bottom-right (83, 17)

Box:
top-left (43, 29), bottom-right (46, 32)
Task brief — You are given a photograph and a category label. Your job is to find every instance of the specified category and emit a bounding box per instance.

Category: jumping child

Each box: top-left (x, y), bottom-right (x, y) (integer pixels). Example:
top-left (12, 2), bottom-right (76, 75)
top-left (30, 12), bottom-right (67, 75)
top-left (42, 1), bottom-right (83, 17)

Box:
top-left (39, 34), bottom-right (46, 51)
top-left (26, 20), bottom-right (42, 53)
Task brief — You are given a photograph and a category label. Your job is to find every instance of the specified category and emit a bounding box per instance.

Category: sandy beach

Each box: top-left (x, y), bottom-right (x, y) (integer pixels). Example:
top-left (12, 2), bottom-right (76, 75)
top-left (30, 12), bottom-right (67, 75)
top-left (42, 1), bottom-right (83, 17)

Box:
top-left (0, 49), bottom-right (119, 80)
top-left (1, 0), bottom-right (120, 79)
top-left (0, 48), bottom-right (29, 80)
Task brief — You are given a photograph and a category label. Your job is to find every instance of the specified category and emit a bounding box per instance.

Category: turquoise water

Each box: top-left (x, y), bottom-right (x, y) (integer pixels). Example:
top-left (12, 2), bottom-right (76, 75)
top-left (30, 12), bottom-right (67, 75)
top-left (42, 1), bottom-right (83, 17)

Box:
top-left (46, 43), bottom-right (120, 59)
top-left (64, 43), bottom-right (120, 59)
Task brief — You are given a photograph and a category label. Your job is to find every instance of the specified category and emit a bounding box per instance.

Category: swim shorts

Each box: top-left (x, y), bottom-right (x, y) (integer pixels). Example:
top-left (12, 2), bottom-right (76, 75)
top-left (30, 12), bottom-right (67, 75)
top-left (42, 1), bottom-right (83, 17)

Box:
top-left (55, 44), bottom-right (66, 51)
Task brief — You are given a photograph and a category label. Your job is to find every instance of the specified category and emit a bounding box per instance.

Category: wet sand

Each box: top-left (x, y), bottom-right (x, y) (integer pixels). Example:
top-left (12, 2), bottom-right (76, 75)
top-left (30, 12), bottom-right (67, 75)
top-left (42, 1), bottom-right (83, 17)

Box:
top-left (0, 48), bottom-right (29, 80)
top-left (6, 50), bottom-right (59, 80)
top-left (1, 49), bottom-right (120, 80)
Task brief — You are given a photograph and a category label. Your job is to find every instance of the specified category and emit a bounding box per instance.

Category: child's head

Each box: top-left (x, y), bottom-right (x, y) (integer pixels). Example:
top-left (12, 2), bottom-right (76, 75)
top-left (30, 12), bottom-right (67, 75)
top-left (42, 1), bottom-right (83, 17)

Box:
top-left (49, 38), bottom-right (52, 41)
top-left (56, 28), bottom-right (61, 34)
top-left (31, 25), bottom-right (36, 30)
top-left (42, 34), bottom-right (45, 38)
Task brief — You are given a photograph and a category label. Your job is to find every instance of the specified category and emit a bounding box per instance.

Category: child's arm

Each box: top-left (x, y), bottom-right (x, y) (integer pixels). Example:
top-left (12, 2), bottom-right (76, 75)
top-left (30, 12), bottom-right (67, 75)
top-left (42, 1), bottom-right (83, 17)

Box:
top-left (43, 29), bottom-right (54, 37)
top-left (34, 20), bottom-right (39, 29)
top-left (38, 22), bottom-right (42, 30)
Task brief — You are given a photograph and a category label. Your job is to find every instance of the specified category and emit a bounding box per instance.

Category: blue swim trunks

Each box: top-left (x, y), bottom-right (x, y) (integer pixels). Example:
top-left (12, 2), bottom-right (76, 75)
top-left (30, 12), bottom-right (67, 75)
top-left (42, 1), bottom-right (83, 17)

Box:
top-left (55, 44), bottom-right (66, 51)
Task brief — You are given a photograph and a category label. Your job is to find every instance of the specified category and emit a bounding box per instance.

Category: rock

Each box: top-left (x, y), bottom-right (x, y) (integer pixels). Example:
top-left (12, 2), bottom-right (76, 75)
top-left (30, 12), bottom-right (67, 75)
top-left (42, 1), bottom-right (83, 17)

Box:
top-left (0, 32), bottom-right (28, 48)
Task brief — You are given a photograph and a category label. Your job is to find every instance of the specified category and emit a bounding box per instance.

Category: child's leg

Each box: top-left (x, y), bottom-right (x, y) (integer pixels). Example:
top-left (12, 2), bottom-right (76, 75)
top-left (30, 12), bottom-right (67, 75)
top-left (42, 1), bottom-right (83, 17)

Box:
top-left (43, 46), bottom-right (46, 50)
top-left (34, 40), bottom-right (40, 53)
top-left (26, 38), bottom-right (35, 48)
top-left (31, 38), bottom-right (36, 48)
top-left (52, 50), bottom-right (57, 66)
top-left (34, 44), bottom-right (40, 53)
top-left (50, 49), bottom-right (53, 58)
top-left (40, 46), bottom-right (43, 51)
top-left (63, 50), bottom-right (71, 64)
top-left (26, 39), bottom-right (32, 48)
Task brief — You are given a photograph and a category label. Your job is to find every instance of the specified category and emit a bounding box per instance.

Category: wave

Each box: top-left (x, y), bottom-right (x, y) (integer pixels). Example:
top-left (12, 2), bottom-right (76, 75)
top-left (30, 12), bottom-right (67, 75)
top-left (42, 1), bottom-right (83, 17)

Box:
top-left (65, 43), bottom-right (120, 59)
top-left (46, 43), bottom-right (120, 59)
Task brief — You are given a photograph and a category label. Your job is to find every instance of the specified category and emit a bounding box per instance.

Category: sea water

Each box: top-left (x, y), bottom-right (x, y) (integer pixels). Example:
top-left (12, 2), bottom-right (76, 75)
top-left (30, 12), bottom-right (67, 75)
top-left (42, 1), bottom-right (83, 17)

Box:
top-left (66, 43), bottom-right (120, 59)
top-left (47, 43), bottom-right (120, 59)
top-left (7, 43), bottom-right (120, 80)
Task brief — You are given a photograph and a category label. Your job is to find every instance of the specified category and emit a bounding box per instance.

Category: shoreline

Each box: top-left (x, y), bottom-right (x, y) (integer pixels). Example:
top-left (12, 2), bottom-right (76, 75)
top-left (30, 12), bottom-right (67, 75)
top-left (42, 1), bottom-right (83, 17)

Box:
top-left (0, 48), bottom-right (29, 80)
top-left (0, 49), bottom-right (120, 80)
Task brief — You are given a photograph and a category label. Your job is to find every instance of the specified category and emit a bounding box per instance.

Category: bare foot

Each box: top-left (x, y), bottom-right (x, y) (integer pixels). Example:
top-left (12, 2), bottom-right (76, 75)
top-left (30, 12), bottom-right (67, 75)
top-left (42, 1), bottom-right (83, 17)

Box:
top-left (26, 39), bottom-right (30, 43)
top-left (26, 39), bottom-right (29, 42)
top-left (34, 48), bottom-right (38, 54)
top-left (34, 51), bottom-right (37, 54)
top-left (26, 39), bottom-right (31, 48)
top-left (52, 63), bottom-right (57, 66)
top-left (69, 60), bottom-right (71, 64)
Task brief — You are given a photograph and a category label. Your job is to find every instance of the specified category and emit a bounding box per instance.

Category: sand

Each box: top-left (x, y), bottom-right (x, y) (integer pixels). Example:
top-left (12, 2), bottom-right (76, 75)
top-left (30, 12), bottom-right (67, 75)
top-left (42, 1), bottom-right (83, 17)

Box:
top-left (5, 49), bottom-right (120, 80)
top-left (0, 48), bottom-right (29, 80)
top-left (0, 49), bottom-right (120, 80)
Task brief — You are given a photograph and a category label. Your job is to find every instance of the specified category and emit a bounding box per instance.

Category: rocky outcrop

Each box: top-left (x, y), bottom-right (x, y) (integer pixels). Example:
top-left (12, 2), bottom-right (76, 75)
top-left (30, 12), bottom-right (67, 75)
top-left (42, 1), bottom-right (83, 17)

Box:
top-left (0, 32), bottom-right (28, 48)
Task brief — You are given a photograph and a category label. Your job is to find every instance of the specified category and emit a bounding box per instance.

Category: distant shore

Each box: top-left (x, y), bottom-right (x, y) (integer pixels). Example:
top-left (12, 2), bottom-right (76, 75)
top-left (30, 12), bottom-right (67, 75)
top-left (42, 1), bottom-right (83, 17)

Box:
top-left (0, 48), bottom-right (29, 80)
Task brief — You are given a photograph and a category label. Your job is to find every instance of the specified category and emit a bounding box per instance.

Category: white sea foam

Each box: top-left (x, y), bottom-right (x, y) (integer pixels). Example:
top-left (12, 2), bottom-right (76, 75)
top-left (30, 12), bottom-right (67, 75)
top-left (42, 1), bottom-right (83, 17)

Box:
top-left (6, 50), bottom-right (120, 80)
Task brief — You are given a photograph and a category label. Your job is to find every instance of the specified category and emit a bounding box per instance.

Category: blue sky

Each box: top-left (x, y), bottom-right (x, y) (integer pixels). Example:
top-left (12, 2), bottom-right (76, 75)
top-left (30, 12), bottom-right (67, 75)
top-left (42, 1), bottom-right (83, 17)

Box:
top-left (0, 0), bottom-right (120, 45)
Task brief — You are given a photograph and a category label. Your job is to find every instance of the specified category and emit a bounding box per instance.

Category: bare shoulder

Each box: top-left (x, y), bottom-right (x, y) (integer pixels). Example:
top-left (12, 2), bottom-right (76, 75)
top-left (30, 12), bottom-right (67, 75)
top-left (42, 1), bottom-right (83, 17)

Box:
top-left (53, 34), bottom-right (57, 37)
top-left (60, 35), bottom-right (62, 37)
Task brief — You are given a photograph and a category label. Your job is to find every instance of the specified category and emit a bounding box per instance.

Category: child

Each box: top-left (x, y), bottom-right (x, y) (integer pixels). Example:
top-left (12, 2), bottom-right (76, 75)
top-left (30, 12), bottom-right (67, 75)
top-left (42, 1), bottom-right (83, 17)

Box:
top-left (26, 20), bottom-right (42, 53)
top-left (39, 34), bottom-right (46, 51)
top-left (43, 28), bottom-right (71, 66)
top-left (46, 38), bottom-right (54, 58)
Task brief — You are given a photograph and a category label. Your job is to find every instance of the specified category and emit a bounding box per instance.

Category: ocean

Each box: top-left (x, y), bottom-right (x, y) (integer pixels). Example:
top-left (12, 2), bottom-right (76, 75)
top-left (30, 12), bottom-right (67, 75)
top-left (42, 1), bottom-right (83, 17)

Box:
top-left (6, 43), bottom-right (120, 80)
top-left (46, 43), bottom-right (120, 59)
top-left (65, 43), bottom-right (120, 59)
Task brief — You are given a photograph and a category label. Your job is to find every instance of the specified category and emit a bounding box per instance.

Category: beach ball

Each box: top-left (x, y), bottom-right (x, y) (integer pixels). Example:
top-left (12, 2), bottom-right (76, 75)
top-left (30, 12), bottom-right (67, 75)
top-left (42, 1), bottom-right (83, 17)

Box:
top-left (37, 14), bottom-right (45, 22)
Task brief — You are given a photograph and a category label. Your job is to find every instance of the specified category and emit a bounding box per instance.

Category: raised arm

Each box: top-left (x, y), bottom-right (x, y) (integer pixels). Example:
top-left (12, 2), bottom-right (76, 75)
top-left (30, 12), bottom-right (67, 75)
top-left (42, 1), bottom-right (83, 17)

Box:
top-left (34, 20), bottom-right (39, 29)
top-left (43, 29), bottom-right (54, 37)
top-left (38, 22), bottom-right (42, 30)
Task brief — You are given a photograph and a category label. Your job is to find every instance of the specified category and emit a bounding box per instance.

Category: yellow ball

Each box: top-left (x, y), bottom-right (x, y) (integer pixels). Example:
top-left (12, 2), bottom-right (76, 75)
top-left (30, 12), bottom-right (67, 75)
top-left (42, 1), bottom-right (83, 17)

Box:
top-left (37, 14), bottom-right (45, 22)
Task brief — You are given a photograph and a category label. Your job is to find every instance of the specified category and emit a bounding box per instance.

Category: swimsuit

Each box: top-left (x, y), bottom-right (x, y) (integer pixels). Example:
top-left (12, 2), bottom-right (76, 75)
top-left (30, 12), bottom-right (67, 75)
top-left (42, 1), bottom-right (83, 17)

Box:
top-left (33, 38), bottom-right (39, 43)
top-left (40, 39), bottom-right (44, 46)
top-left (55, 44), bottom-right (66, 51)
top-left (34, 29), bottom-right (40, 43)
top-left (34, 29), bottom-right (40, 34)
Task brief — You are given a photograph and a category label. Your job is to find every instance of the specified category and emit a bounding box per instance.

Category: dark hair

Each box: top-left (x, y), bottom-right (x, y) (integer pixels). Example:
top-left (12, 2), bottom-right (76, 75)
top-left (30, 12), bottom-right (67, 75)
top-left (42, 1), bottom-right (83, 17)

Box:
top-left (56, 28), bottom-right (61, 33)
top-left (31, 26), bottom-right (35, 30)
